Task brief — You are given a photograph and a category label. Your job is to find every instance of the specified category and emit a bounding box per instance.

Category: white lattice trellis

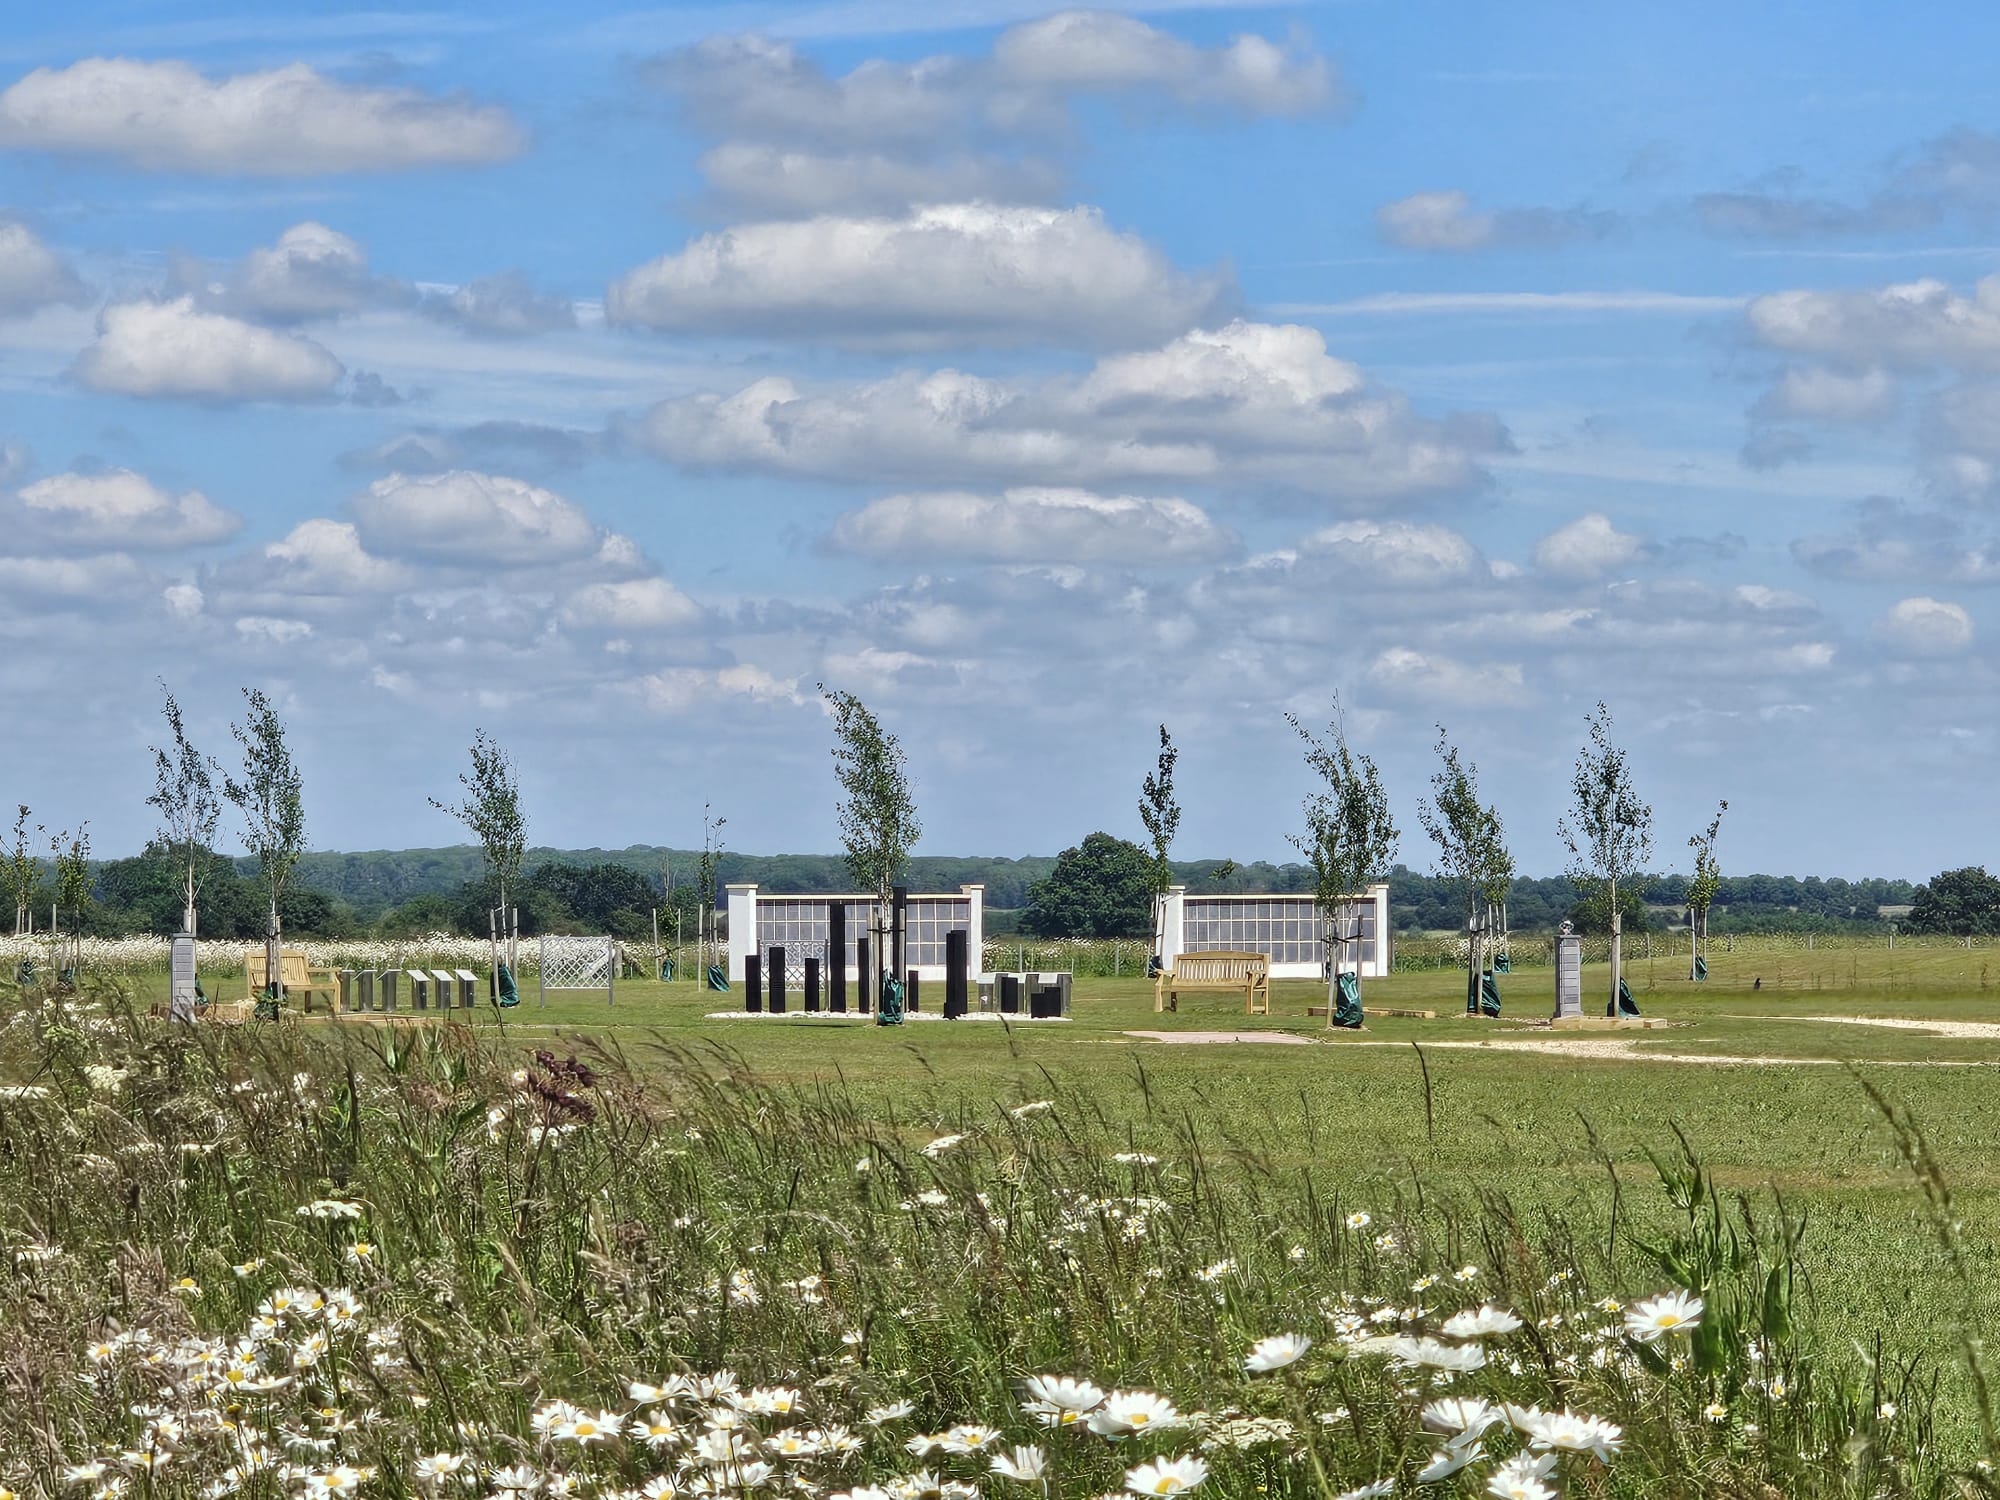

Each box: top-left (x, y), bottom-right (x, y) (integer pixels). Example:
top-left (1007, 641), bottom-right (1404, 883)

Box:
top-left (538, 935), bottom-right (616, 1006)
top-left (781, 939), bottom-right (825, 989)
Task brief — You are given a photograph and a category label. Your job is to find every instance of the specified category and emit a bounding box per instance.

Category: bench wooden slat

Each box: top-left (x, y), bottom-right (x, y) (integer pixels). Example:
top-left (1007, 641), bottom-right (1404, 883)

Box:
top-left (244, 949), bottom-right (340, 1011)
top-left (1154, 949), bottom-right (1271, 1016)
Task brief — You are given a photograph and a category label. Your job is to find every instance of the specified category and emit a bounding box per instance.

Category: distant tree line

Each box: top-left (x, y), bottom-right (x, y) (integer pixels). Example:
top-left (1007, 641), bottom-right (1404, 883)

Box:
top-left (14, 839), bottom-right (1931, 942)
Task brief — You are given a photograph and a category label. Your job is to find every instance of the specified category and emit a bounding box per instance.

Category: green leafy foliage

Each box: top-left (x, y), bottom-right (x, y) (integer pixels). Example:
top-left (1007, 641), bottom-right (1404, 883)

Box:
top-left (1417, 726), bottom-right (1513, 916)
top-left (223, 687), bottom-right (306, 936)
top-left (819, 686), bottom-right (921, 905)
top-left (1284, 699), bottom-right (1398, 918)
top-left (4, 805), bottom-right (38, 934)
top-left (1567, 881), bottom-right (1652, 937)
top-left (1687, 800), bottom-right (1728, 919)
top-left (1557, 701), bottom-right (1653, 927)
top-left (146, 683), bottom-right (224, 936)
top-left (1022, 831), bottom-right (1156, 938)
top-left (429, 729), bottom-right (527, 916)
top-left (1138, 725), bottom-right (1181, 951)
top-left (1906, 865), bottom-right (2000, 935)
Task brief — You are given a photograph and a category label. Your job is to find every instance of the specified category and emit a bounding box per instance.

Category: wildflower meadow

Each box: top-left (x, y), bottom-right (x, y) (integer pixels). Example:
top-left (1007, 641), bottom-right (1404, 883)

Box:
top-left (0, 975), bottom-right (1978, 1500)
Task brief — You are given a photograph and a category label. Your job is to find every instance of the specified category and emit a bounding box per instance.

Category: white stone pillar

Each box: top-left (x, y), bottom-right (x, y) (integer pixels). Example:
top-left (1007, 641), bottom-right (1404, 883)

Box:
top-left (1161, 885), bottom-right (1187, 967)
top-left (1368, 882), bottom-right (1391, 977)
top-left (962, 884), bottom-right (985, 974)
top-left (726, 883), bottom-right (757, 980)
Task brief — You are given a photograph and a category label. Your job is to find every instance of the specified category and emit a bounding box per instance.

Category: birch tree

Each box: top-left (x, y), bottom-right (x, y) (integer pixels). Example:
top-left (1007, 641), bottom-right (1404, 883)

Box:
top-left (1417, 726), bottom-right (1513, 1016)
top-left (1137, 725), bottom-right (1180, 971)
top-left (1686, 799), bottom-right (1727, 979)
top-left (5, 805), bottom-right (33, 937)
top-left (1557, 702), bottom-right (1652, 1014)
top-left (697, 804), bottom-right (726, 975)
top-left (224, 689), bottom-right (305, 1015)
top-left (431, 729), bottom-right (526, 969)
top-left (820, 686), bottom-right (920, 998)
top-left (147, 683), bottom-right (223, 937)
top-left (49, 823), bottom-right (90, 982)
top-left (1285, 699), bottom-right (1398, 1020)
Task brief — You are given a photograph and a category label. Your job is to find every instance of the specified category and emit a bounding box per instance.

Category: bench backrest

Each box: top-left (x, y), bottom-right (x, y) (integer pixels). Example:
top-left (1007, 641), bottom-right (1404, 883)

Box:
top-left (244, 950), bottom-right (317, 988)
top-left (1171, 950), bottom-right (1269, 982)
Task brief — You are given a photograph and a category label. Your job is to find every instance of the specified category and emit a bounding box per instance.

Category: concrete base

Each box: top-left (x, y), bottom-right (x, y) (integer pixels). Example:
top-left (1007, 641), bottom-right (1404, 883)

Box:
top-left (1307, 1005), bottom-right (1436, 1019)
top-left (1548, 1015), bottom-right (1665, 1030)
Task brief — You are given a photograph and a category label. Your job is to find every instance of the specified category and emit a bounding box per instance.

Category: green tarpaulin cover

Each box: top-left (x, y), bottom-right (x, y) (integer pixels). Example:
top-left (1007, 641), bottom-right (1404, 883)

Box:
top-left (658, 957), bottom-right (676, 981)
top-left (876, 972), bottom-right (905, 1026)
top-left (1612, 978), bottom-right (1640, 1017)
top-left (706, 964), bottom-right (730, 992)
top-left (1693, 955), bottom-right (1708, 981)
top-left (496, 963), bottom-right (520, 1008)
top-left (1493, 952), bottom-right (1511, 974)
top-left (1479, 970), bottom-right (1502, 1017)
top-left (1333, 970), bottom-right (1363, 1028)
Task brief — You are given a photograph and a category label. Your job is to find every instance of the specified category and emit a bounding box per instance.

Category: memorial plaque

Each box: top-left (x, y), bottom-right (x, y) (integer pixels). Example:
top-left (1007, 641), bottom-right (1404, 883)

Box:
top-left (828, 904), bottom-right (847, 1012)
top-left (169, 933), bottom-right (198, 1023)
top-left (1554, 929), bottom-right (1582, 1019)
top-left (944, 930), bottom-right (968, 1019)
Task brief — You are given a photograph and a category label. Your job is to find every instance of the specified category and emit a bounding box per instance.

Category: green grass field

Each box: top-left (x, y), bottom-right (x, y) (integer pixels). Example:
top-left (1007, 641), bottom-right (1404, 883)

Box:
top-left (142, 944), bottom-right (2000, 1383)
top-left (338, 948), bottom-right (2000, 1441)
top-left (11, 941), bottom-right (2000, 1495)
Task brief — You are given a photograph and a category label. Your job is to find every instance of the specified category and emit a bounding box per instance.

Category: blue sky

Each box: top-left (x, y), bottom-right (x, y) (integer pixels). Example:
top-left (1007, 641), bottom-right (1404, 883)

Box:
top-left (3, 0), bottom-right (1996, 879)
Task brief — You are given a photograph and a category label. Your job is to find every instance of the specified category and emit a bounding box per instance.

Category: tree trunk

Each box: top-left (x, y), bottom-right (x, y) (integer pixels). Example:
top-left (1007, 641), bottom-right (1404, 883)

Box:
top-left (1609, 899), bottom-right (1623, 1018)
top-left (1466, 901), bottom-right (1481, 1017)
top-left (266, 894), bottom-right (282, 1007)
top-left (1325, 917), bottom-right (1337, 1029)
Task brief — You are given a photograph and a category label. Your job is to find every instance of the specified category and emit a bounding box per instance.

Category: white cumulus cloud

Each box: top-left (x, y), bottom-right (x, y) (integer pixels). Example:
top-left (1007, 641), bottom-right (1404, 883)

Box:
top-left (990, 12), bottom-right (1336, 114)
top-left (638, 319), bottom-right (1500, 501)
top-left (1366, 646), bottom-right (1524, 705)
top-left (16, 468), bottom-right (240, 549)
top-left (1301, 519), bottom-right (1482, 584)
top-left (419, 271), bottom-right (575, 336)
top-left (263, 519), bottom-right (412, 594)
top-left (73, 298), bottom-right (344, 402)
top-left (1879, 596), bottom-right (1974, 654)
top-left (693, 142), bottom-right (1059, 217)
top-left (1745, 277), bottom-right (2000, 371)
top-left (634, 663), bottom-right (801, 712)
top-left (203, 221), bottom-right (402, 323)
top-left (1535, 513), bottom-right (1647, 578)
top-left (0, 58), bottom-right (523, 175)
top-left (0, 220), bottom-right (81, 315)
top-left (353, 470), bottom-right (604, 567)
top-left (830, 487), bottom-right (1235, 563)
top-left (606, 203), bottom-right (1231, 349)
top-left (560, 577), bottom-right (701, 631)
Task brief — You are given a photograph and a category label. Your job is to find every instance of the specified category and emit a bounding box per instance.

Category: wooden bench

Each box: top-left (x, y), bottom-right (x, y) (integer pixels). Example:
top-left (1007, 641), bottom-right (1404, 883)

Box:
top-left (243, 949), bottom-right (340, 1012)
top-left (1154, 950), bottom-right (1271, 1015)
